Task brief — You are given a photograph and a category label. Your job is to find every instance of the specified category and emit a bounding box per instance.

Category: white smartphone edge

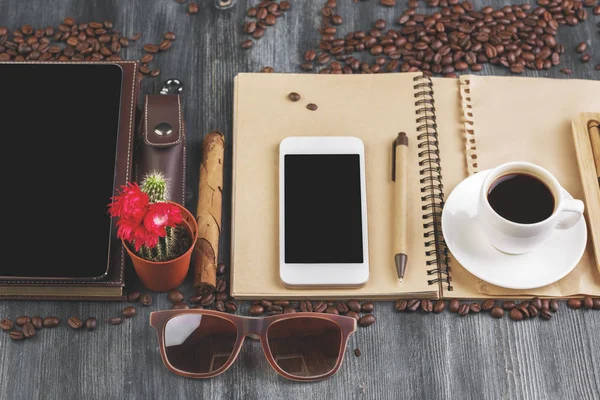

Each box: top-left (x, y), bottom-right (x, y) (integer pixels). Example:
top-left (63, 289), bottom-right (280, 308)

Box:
top-left (279, 136), bottom-right (370, 288)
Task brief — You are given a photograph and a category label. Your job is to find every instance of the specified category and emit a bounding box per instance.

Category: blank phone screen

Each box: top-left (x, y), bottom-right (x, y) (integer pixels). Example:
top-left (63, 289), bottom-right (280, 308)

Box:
top-left (284, 154), bottom-right (364, 264)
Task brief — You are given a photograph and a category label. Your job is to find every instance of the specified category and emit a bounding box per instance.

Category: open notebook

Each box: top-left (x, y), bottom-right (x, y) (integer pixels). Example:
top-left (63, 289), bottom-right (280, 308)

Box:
top-left (231, 72), bottom-right (600, 300)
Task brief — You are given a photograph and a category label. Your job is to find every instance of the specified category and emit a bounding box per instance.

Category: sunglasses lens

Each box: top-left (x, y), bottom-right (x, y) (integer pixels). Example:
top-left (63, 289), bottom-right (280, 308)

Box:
top-left (164, 314), bottom-right (238, 374)
top-left (267, 317), bottom-right (343, 378)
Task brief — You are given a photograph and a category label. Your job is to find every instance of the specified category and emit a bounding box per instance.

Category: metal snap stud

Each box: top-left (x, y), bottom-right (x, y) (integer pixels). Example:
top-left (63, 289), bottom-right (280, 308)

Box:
top-left (154, 122), bottom-right (173, 136)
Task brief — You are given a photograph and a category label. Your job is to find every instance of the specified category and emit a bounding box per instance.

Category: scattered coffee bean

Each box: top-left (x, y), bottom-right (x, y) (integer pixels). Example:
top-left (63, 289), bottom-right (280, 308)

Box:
top-left (225, 301), bottom-right (238, 313)
top-left (261, 300), bottom-right (273, 308)
top-left (172, 302), bottom-right (190, 310)
top-left (576, 42), bottom-right (588, 53)
top-left (482, 300), bottom-right (495, 311)
top-left (470, 303), bottom-right (482, 313)
top-left (395, 299), bottom-right (408, 312)
top-left (249, 305), bottom-right (264, 316)
top-left (354, 348), bottom-right (362, 357)
top-left (0, 318), bottom-right (13, 331)
top-left (127, 291), bottom-right (141, 302)
top-left (9, 330), bottom-right (24, 341)
top-left (85, 317), bottom-right (97, 331)
top-left (567, 299), bottom-right (582, 309)
top-left (540, 309), bottom-right (552, 320)
top-left (216, 263), bottom-right (226, 276)
top-left (560, 68), bottom-right (572, 75)
top-left (107, 317), bottom-right (123, 325)
top-left (583, 296), bottom-right (594, 309)
top-left (288, 92), bottom-right (301, 102)
top-left (337, 302), bottom-right (350, 313)
top-left (283, 307), bottom-right (296, 314)
top-left (346, 311), bottom-right (360, 321)
top-left (188, 2), bottom-right (199, 14)
top-left (358, 314), bottom-right (376, 327)
top-left (22, 322), bottom-right (35, 338)
top-left (241, 39), bottom-right (253, 50)
top-left (458, 304), bottom-right (470, 316)
top-left (407, 299), bottom-right (421, 312)
top-left (550, 299), bottom-right (559, 312)
top-left (449, 299), bottom-right (460, 313)
top-left (347, 300), bottom-right (361, 313)
top-left (581, 54), bottom-right (591, 63)
top-left (530, 297), bottom-right (542, 310)
top-left (167, 290), bottom-right (184, 304)
top-left (189, 295), bottom-right (203, 304)
top-left (509, 308), bottom-right (524, 321)
top-left (503, 301), bottom-right (516, 310)
top-left (267, 305), bottom-right (283, 316)
top-left (43, 317), bottom-right (60, 328)
top-left (433, 300), bottom-right (445, 313)
top-left (31, 316), bottom-right (43, 330)
top-left (325, 306), bottom-right (339, 315)
top-left (140, 293), bottom-right (153, 306)
top-left (592, 298), bottom-right (600, 310)
top-left (313, 301), bottom-right (327, 313)
top-left (300, 300), bottom-right (313, 312)
top-left (527, 305), bottom-right (539, 318)
top-left (361, 302), bottom-right (374, 313)
top-left (16, 316), bottom-right (31, 327)
top-left (164, 31), bottom-right (176, 41)
top-left (261, 66), bottom-right (274, 73)
top-left (68, 316), bottom-right (83, 330)
top-left (541, 299), bottom-right (550, 311)
top-left (122, 306), bottom-right (137, 318)
top-left (491, 307), bottom-right (504, 318)
top-left (306, 103), bottom-right (318, 111)
top-left (421, 300), bottom-right (433, 313)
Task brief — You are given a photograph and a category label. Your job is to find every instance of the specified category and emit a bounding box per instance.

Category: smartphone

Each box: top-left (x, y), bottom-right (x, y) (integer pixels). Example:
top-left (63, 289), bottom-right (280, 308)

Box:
top-left (279, 136), bottom-right (369, 287)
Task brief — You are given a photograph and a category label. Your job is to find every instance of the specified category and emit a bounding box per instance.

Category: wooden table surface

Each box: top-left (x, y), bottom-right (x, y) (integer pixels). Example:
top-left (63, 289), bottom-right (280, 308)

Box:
top-left (1, 1), bottom-right (599, 399)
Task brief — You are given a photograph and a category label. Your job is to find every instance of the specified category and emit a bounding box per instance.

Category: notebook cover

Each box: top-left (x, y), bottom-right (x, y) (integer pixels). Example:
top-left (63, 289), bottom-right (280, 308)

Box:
top-left (0, 61), bottom-right (139, 300)
top-left (437, 75), bottom-right (600, 299)
top-left (231, 72), bottom-right (440, 300)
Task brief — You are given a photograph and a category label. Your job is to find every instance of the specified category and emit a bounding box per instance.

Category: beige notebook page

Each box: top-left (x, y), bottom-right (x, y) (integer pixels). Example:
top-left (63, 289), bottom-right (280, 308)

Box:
top-left (442, 75), bottom-right (600, 299)
top-left (231, 72), bottom-right (438, 299)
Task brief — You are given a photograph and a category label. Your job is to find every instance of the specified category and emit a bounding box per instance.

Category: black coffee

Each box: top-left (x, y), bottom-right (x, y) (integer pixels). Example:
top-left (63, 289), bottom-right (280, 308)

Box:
top-left (487, 173), bottom-right (555, 224)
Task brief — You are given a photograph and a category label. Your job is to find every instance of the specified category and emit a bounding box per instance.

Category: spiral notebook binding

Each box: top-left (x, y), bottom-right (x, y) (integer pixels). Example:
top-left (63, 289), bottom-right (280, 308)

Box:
top-left (413, 75), bottom-right (453, 291)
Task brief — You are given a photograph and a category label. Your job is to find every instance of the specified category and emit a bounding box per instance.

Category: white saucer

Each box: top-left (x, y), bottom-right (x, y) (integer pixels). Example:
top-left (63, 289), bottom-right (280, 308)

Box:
top-left (441, 169), bottom-right (587, 290)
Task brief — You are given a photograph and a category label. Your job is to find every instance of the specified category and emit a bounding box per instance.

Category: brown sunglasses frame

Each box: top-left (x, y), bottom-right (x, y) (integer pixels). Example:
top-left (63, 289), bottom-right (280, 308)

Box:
top-left (149, 309), bottom-right (357, 382)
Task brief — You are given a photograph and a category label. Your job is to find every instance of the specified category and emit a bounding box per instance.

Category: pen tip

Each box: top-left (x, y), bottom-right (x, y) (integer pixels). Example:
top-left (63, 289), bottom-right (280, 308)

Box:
top-left (398, 277), bottom-right (403, 283)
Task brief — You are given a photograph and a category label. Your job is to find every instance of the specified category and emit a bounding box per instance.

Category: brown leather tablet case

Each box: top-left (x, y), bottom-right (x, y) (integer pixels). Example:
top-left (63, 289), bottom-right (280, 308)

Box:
top-left (0, 60), bottom-right (140, 301)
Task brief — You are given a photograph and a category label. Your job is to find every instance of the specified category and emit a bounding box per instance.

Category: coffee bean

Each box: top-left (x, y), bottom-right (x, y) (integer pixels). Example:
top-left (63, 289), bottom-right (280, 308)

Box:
top-left (108, 317), bottom-right (123, 325)
top-left (313, 301), bottom-right (327, 313)
top-left (530, 297), bottom-right (542, 310)
top-left (85, 317), bottom-right (97, 331)
top-left (395, 300), bottom-right (408, 312)
top-left (171, 302), bottom-right (189, 310)
top-left (267, 305), bottom-right (283, 316)
top-left (0, 318), bottom-right (13, 331)
top-left (249, 305), bottom-right (264, 316)
top-left (470, 303), bottom-right (482, 313)
top-left (407, 299), bottom-right (421, 312)
top-left (323, 306), bottom-right (338, 315)
top-left (127, 291), bottom-right (141, 302)
top-left (150, 69), bottom-right (161, 78)
top-left (164, 31), bottom-right (176, 41)
top-left (143, 44), bottom-right (158, 53)
top-left (122, 306), bottom-right (137, 318)
top-left (280, 1), bottom-right (291, 11)
top-left (345, 310), bottom-right (360, 321)
top-left (421, 300), bottom-right (433, 313)
top-left (261, 66), bottom-right (274, 73)
top-left (31, 316), bottom-right (43, 330)
top-left (509, 308), bottom-right (524, 321)
top-left (188, 2), bottom-right (199, 14)
top-left (482, 300), bottom-right (495, 311)
top-left (458, 304), bottom-right (470, 316)
top-left (527, 305), bottom-right (539, 318)
top-left (592, 298), bottom-right (600, 310)
top-left (358, 314), bottom-right (376, 327)
top-left (16, 316), bottom-right (30, 326)
top-left (540, 309), bottom-right (552, 320)
top-left (594, 5), bottom-right (600, 14)
top-left (43, 317), bottom-right (59, 328)
top-left (433, 300), bottom-right (446, 313)
top-left (68, 316), bottom-right (83, 329)
top-left (168, 290), bottom-right (184, 304)
top-left (306, 103), bottom-right (318, 111)
top-left (354, 348), bottom-right (362, 357)
top-left (503, 301), bottom-right (516, 310)
top-left (241, 39), bottom-right (253, 50)
top-left (215, 293), bottom-right (228, 302)
top-left (336, 302), bottom-right (349, 313)
top-left (560, 68), bottom-right (572, 75)
top-left (583, 296), bottom-right (594, 309)
top-left (595, 64), bottom-right (600, 71)
top-left (134, 293), bottom-right (151, 307)
top-left (23, 322), bottom-right (35, 338)
top-left (347, 300), bottom-right (361, 313)
top-left (576, 42), bottom-right (588, 53)
top-left (491, 307), bottom-right (504, 318)
top-left (541, 299), bottom-right (550, 311)
top-left (550, 299), bottom-right (559, 312)
top-left (261, 300), bottom-right (273, 308)
top-left (216, 263), bottom-right (226, 276)
top-left (567, 299), bottom-right (582, 309)
top-left (361, 302), bottom-right (374, 313)
top-left (581, 54), bottom-right (591, 63)
top-left (288, 92), bottom-right (301, 101)
top-left (449, 299), bottom-right (460, 313)
top-left (9, 330), bottom-right (24, 341)
top-left (225, 301), bottom-right (237, 313)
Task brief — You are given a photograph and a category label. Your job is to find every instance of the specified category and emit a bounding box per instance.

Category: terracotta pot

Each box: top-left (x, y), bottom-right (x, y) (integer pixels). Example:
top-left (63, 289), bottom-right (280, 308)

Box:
top-left (123, 202), bottom-right (198, 293)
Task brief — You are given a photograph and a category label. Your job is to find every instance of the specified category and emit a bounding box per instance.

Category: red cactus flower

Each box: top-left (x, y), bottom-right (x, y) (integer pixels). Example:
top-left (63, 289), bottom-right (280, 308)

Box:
top-left (143, 202), bottom-right (183, 237)
top-left (108, 182), bottom-right (149, 223)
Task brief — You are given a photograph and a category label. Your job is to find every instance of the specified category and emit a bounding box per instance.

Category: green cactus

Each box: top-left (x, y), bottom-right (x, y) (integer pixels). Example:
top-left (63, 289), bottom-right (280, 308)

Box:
top-left (141, 171), bottom-right (169, 203)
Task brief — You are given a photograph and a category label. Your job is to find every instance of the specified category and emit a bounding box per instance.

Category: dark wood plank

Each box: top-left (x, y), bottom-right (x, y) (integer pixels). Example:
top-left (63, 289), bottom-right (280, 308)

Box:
top-left (1, 1), bottom-right (599, 399)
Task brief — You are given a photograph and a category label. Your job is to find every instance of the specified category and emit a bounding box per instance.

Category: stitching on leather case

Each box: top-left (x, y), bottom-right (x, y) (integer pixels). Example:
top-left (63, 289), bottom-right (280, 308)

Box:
top-left (179, 95), bottom-right (186, 203)
top-left (0, 60), bottom-right (136, 285)
top-left (143, 95), bottom-right (182, 147)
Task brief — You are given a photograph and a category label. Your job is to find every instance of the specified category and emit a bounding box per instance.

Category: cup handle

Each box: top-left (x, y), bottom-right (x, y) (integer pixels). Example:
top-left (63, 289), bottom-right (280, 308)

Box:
top-left (556, 199), bottom-right (585, 230)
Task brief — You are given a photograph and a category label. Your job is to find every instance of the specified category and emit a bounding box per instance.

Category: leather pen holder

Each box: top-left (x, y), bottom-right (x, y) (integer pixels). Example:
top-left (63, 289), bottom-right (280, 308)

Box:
top-left (135, 92), bottom-right (186, 205)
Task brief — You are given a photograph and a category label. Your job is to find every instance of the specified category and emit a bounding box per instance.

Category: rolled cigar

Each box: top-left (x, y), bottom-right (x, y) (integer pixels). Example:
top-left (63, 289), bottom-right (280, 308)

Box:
top-left (193, 131), bottom-right (225, 294)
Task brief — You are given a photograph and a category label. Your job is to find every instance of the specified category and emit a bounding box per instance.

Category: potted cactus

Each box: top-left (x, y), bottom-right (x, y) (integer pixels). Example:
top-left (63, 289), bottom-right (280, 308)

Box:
top-left (108, 172), bottom-right (198, 292)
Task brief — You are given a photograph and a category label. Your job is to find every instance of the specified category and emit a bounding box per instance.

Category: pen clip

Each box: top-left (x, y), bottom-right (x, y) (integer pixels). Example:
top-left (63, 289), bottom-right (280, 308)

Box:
top-left (392, 138), bottom-right (397, 182)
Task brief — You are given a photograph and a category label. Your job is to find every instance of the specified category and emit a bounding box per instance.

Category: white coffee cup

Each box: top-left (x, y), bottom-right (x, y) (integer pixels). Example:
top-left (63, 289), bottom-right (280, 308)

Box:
top-left (477, 161), bottom-right (584, 254)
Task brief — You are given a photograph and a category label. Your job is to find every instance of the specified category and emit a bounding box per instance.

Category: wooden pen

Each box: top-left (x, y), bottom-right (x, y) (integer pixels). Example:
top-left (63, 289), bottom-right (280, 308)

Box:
top-left (589, 120), bottom-right (600, 185)
top-left (392, 132), bottom-right (409, 282)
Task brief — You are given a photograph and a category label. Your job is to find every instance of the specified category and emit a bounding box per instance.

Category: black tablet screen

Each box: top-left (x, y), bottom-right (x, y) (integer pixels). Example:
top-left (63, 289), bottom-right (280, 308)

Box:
top-left (0, 63), bottom-right (123, 279)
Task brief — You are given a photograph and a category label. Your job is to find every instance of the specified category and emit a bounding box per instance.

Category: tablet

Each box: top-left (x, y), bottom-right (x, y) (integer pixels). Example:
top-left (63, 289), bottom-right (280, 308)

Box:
top-left (0, 63), bottom-right (124, 279)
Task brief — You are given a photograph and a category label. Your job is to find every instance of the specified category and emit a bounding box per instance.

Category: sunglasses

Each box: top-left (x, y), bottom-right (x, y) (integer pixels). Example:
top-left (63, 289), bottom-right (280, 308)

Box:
top-left (149, 309), bottom-right (357, 382)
